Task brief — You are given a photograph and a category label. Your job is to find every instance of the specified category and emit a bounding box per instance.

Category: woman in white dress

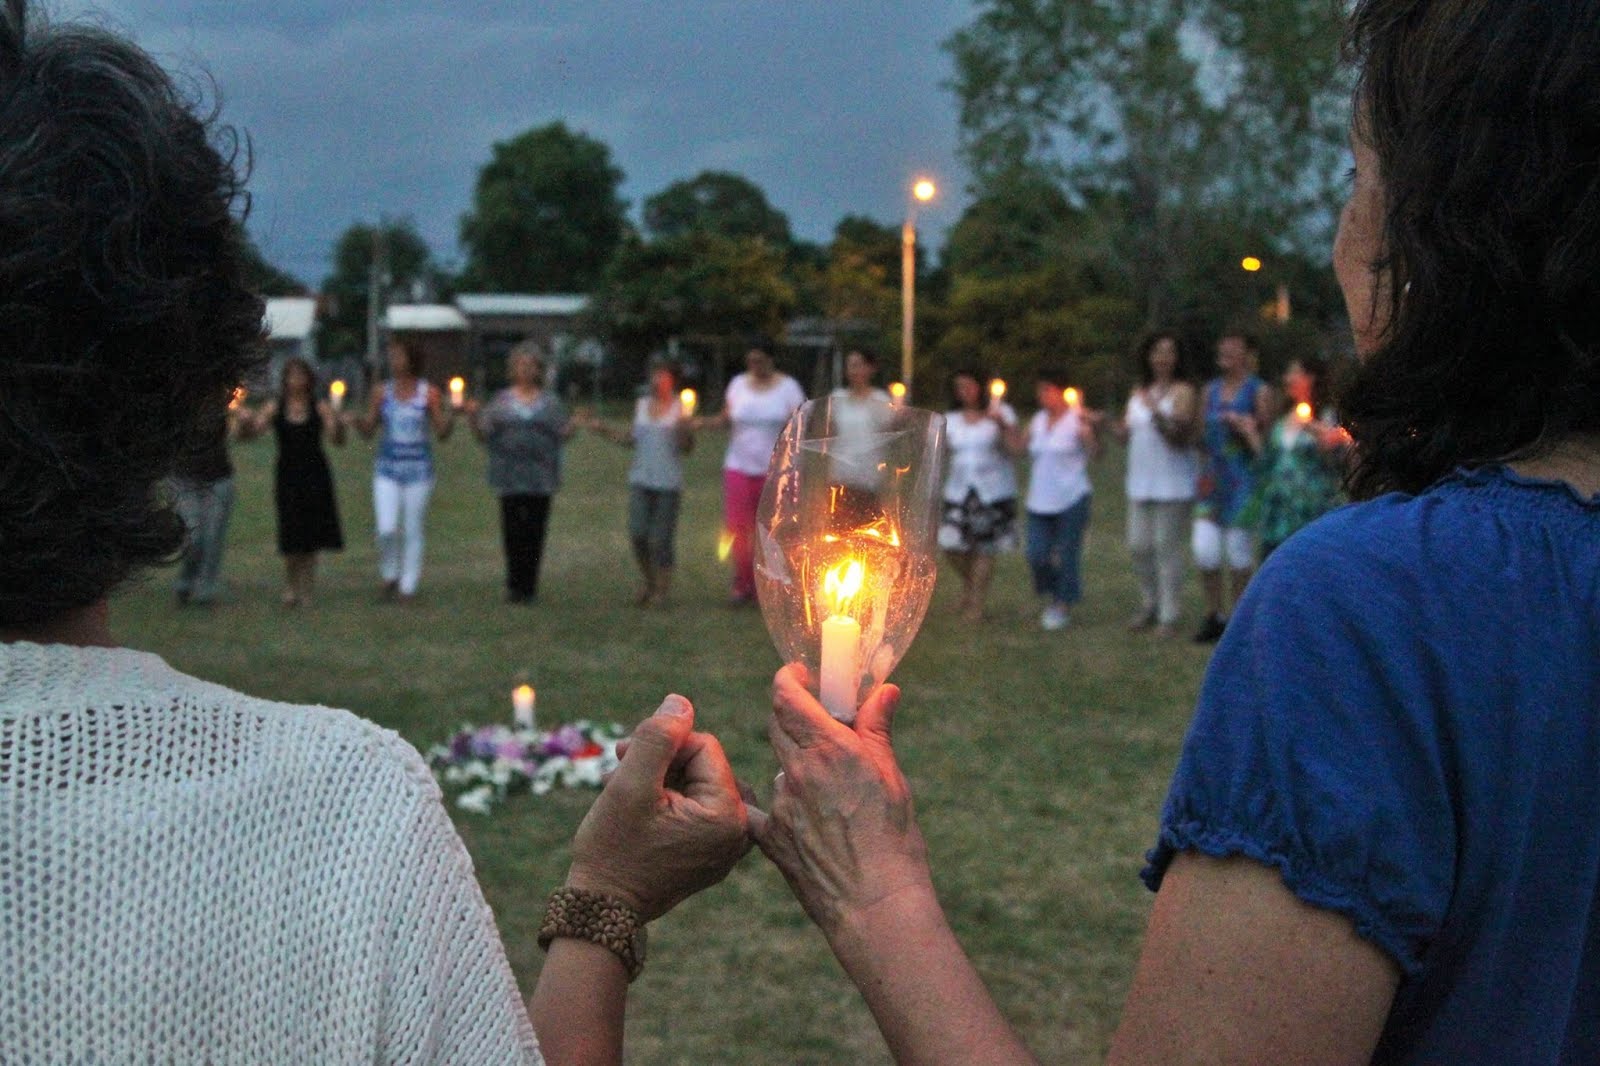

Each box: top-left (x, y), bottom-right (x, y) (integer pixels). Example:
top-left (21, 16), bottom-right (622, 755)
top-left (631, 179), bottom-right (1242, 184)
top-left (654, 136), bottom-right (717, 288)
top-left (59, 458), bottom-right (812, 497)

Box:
top-left (938, 369), bottom-right (1023, 622)
top-left (1117, 331), bottom-right (1200, 638)
top-left (0, 8), bottom-right (748, 1061)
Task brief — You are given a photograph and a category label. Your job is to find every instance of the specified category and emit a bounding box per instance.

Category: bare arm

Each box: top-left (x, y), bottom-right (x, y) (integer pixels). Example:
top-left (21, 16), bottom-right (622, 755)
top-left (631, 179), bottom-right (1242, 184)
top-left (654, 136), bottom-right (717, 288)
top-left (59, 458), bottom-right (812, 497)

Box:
top-left (1108, 852), bottom-right (1398, 1065)
top-left (1078, 413), bottom-right (1102, 461)
top-left (352, 387), bottom-right (382, 440)
top-left (997, 410), bottom-right (1027, 457)
top-left (235, 400), bottom-right (275, 441)
top-left (316, 401), bottom-right (346, 446)
top-left (428, 385), bottom-right (456, 441)
top-left (1155, 382), bottom-right (1199, 448)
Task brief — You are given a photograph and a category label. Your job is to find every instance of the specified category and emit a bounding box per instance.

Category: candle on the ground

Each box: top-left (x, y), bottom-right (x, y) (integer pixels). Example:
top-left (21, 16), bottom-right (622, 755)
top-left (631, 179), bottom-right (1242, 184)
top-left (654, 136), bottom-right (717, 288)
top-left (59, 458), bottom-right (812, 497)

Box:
top-left (329, 379), bottom-right (347, 412)
top-left (680, 388), bottom-right (698, 418)
top-left (819, 558), bottom-right (865, 722)
top-left (889, 382), bottom-right (907, 406)
top-left (989, 379), bottom-right (1007, 413)
top-left (513, 684), bottom-right (536, 731)
top-left (1064, 387), bottom-right (1081, 409)
top-left (1296, 402), bottom-right (1314, 424)
top-left (449, 377), bottom-right (466, 410)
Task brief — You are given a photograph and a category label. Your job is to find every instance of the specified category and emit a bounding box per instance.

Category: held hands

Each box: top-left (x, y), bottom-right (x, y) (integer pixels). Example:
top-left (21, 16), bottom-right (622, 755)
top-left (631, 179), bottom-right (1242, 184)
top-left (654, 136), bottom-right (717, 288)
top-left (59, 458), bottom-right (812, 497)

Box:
top-left (747, 666), bottom-right (932, 938)
top-left (567, 696), bottom-right (751, 922)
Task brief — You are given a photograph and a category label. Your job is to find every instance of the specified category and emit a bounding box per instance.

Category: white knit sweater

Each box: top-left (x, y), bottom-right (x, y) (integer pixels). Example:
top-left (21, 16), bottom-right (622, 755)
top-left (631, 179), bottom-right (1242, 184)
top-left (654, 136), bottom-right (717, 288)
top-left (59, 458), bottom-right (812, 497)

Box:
top-left (0, 642), bottom-right (543, 1064)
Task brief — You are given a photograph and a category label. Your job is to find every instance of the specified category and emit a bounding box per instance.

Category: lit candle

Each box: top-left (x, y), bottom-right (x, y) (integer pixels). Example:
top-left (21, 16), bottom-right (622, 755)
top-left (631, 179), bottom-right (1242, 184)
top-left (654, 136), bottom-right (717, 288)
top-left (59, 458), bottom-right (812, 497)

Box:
top-left (819, 558), bottom-right (865, 722)
top-left (1064, 387), bottom-right (1081, 409)
top-left (228, 387), bottom-right (246, 411)
top-left (889, 382), bottom-right (907, 406)
top-left (513, 684), bottom-right (536, 731)
top-left (329, 379), bottom-right (347, 412)
top-left (1295, 402), bottom-right (1314, 424)
top-left (449, 377), bottom-right (466, 410)
top-left (679, 388), bottom-right (698, 418)
top-left (989, 379), bottom-right (1007, 413)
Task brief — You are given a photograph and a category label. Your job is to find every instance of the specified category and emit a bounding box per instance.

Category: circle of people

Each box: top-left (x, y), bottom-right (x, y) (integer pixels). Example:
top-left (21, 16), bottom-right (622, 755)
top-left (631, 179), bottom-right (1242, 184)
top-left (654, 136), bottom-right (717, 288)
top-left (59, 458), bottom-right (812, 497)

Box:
top-left (194, 329), bottom-right (1349, 642)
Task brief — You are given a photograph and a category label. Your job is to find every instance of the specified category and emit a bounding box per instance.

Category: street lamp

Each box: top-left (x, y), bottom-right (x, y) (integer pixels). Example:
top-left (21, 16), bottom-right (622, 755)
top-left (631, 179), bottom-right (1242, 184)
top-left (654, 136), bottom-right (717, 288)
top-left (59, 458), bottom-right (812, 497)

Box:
top-left (902, 177), bottom-right (937, 402)
top-left (1241, 255), bottom-right (1291, 323)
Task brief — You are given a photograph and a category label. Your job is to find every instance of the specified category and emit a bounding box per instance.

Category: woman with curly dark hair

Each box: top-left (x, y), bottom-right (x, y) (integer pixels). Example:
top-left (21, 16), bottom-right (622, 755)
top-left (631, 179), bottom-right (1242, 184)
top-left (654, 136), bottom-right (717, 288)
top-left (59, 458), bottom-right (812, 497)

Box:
top-left (0, 3), bottom-right (749, 1061)
top-left (747, 0), bottom-right (1600, 1060)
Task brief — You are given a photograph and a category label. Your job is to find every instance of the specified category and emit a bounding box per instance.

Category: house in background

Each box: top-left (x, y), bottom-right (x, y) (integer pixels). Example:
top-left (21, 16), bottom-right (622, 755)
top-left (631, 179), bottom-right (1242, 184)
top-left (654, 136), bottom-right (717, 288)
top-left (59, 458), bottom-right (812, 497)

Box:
top-left (261, 296), bottom-right (318, 388)
top-left (383, 303), bottom-right (471, 385)
top-left (456, 293), bottom-right (590, 391)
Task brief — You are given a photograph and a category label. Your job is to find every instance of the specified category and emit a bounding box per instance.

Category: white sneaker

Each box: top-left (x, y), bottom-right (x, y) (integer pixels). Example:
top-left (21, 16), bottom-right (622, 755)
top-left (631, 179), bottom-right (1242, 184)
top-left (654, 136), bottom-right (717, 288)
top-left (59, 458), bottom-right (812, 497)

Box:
top-left (1040, 604), bottom-right (1070, 631)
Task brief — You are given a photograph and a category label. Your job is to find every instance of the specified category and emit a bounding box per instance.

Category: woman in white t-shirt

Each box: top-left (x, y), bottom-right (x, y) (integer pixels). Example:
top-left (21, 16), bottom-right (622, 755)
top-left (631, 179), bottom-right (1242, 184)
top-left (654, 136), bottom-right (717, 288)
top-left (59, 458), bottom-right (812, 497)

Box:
top-left (701, 342), bottom-right (806, 605)
top-left (1024, 369), bottom-right (1101, 631)
top-left (1116, 331), bottom-right (1200, 638)
top-left (827, 348), bottom-right (894, 527)
top-left (939, 369), bottom-right (1024, 622)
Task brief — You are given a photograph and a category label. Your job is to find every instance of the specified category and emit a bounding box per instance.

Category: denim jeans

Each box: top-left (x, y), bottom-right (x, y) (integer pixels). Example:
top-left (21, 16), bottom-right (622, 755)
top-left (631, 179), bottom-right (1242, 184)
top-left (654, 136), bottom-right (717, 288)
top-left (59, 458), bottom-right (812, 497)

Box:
top-left (1026, 495), bottom-right (1092, 606)
top-left (173, 476), bottom-right (235, 603)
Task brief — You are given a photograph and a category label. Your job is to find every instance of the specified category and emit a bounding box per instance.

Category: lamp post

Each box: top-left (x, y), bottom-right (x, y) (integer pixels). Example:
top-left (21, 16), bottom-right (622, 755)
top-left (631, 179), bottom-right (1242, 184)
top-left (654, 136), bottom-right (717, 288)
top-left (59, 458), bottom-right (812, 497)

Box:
top-left (901, 177), bottom-right (937, 402)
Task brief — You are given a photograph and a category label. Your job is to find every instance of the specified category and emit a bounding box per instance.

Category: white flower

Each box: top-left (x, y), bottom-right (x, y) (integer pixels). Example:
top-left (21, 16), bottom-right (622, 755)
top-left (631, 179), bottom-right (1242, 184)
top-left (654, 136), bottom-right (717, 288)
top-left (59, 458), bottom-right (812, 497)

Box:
top-left (456, 785), bottom-right (496, 815)
top-left (442, 765), bottom-right (468, 785)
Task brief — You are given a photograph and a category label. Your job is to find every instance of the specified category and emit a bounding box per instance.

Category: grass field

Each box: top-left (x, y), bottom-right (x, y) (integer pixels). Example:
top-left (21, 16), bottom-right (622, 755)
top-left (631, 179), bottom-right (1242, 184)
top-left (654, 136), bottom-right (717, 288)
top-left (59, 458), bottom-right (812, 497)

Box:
top-left (111, 417), bottom-right (1215, 1064)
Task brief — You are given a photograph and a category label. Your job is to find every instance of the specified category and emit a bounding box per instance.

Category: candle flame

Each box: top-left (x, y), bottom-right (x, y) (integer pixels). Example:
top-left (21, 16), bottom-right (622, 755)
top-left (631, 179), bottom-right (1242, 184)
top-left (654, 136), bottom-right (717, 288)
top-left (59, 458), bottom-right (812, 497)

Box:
top-left (989, 379), bottom-right (1007, 399)
top-left (823, 558), bottom-right (865, 615)
top-left (228, 387), bottom-right (245, 410)
top-left (889, 382), bottom-right (907, 401)
top-left (679, 388), bottom-right (698, 416)
top-left (514, 684), bottom-right (534, 701)
top-left (330, 379), bottom-right (347, 399)
top-left (1296, 402), bottom-right (1314, 423)
top-left (1064, 387), bottom-right (1081, 407)
top-left (449, 377), bottom-right (465, 394)
top-left (717, 530), bottom-right (734, 562)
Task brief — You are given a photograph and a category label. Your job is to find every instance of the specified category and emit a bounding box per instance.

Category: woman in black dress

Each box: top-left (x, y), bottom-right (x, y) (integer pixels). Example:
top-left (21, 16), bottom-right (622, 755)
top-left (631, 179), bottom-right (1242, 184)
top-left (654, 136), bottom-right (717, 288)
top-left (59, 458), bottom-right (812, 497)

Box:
top-left (244, 357), bottom-right (345, 605)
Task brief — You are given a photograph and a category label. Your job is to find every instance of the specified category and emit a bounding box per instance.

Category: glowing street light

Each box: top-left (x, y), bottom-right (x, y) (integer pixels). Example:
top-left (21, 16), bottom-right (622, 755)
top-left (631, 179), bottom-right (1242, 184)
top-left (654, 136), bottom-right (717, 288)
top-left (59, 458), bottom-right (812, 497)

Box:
top-left (1241, 256), bottom-right (1263, 273)
top-left (902, 176), bottom-right (939, 403)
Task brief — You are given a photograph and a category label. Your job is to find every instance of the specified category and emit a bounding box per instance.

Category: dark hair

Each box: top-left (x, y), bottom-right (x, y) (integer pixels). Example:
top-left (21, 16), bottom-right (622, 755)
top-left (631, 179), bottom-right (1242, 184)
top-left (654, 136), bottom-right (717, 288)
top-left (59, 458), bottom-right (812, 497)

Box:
top-left (1035, 366), bottom-right (1070, 388)
top-left (278, 356), bottom-right (315, 406)
top-left (1287, 354), bottom-right (1333, 412)
top-left (1218, 328), bottom-right (1261, 354)
top-left (1135, 330), bottom-right (1196, 387)
top-left (390, 338), bottom-right (426, 378)
top-left (845, 347), bottom-right (879, 368)
top-left (948, 367), bottom-right (990, 410)
top-left (1342, 0), bottom-right (1600, 498)
top-left (746, 335), bottom-right (777, 357)
top-left (0, 0), bottom-right (264, 627)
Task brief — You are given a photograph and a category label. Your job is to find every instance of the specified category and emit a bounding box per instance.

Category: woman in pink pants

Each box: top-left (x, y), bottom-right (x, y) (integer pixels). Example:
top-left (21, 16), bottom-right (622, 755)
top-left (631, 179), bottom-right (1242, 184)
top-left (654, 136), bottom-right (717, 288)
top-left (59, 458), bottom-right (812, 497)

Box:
top-left (700, 341), bottom-right (805, 605)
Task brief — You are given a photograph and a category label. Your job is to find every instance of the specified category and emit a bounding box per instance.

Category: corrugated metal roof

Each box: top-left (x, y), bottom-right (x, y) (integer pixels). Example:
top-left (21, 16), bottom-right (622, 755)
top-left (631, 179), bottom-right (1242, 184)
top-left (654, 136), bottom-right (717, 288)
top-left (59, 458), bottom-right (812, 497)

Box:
top-left (263, 297), bottom-right (317, 341)
top-left (455, 293), bottom-right (589, 317)
top-left (385, 304), bottom-right (470, 332)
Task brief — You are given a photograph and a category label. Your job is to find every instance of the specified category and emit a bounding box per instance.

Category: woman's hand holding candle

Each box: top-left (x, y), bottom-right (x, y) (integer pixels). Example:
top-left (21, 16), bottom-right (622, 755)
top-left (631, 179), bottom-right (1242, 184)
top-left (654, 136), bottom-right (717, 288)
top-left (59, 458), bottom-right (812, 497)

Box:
top-left (988, 379), bottom-right (1007, 415)
top-left (679, 388), bottom-right (698, 419)
top-left (449, 376), bottom-right (467, 411)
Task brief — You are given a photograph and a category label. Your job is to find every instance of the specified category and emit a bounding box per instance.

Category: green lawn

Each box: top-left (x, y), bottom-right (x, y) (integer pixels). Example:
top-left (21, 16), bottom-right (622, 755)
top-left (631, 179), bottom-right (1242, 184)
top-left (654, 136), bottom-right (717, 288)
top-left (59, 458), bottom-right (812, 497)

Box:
top-left (112, 419), bottom-right (1214, 1064)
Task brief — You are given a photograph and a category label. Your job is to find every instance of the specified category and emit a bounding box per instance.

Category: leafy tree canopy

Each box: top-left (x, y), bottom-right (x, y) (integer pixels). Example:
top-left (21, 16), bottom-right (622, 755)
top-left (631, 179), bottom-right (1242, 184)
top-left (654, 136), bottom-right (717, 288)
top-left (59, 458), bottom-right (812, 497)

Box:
top-left (643, 171), bottom-right (793, 246)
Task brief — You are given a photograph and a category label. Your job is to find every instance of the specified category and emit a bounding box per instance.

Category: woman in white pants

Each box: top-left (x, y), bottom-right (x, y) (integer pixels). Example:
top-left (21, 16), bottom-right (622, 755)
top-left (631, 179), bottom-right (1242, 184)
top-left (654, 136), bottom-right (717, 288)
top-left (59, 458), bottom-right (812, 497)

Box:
top-left (1118, 331), bottom-right (1200, 638)
top-left (353, 340), bottom-right (455, 602)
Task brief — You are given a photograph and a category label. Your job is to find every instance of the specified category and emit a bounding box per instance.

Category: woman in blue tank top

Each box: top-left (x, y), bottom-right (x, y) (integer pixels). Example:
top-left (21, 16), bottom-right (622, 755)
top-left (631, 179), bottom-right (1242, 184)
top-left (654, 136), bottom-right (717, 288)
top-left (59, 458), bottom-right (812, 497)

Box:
top-left (352, 340), bottom-right (456, 601)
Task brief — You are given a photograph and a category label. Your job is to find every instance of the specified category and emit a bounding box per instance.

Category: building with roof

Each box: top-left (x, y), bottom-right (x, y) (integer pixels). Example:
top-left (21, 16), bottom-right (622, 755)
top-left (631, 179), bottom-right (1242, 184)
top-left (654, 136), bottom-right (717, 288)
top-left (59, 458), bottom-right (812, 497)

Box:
top-left (260, 297), bottom-right (319, 387)
top-left (383, 303), bottom-right (472, 385)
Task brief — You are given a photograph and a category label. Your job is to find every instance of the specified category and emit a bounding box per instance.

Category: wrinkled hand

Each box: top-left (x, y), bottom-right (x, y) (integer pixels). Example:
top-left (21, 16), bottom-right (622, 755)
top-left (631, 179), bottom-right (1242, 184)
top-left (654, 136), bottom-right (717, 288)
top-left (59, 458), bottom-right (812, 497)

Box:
top-left (748, 666), bottom-right (932, 938)
top-left (567, 696), bottom-right (751, 922)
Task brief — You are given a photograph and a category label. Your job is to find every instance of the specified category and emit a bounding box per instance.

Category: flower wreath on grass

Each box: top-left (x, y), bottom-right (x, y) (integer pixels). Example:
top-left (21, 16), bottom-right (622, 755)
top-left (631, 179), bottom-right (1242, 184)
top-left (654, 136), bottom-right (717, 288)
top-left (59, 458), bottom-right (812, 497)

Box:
top-left (427, 721), bottom-right (626, 814)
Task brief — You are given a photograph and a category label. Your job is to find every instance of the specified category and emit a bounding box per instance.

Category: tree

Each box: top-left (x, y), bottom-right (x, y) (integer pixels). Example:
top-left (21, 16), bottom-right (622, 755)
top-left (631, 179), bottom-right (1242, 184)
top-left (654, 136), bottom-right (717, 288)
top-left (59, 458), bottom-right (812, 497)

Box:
top-left (589, 232), bottom-right (796, 382)
top-left (459, 123), bottom-right (627, 293)
top-left (643, 171), bottom-right (793, 246)
top-left (945, 0), bottom-right (1351, 322)
top-left (319, 219), bottom-right (440, 360)
top-left (942, 165), bottom-right (1081, 280)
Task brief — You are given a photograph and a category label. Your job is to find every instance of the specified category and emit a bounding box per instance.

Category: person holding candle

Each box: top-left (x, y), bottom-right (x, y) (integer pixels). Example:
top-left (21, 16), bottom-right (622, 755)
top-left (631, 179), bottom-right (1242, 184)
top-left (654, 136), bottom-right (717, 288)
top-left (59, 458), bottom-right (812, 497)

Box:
top-left (938, 368), bottom-right (1023, 623)
top-left (0, 14), bottom-right (753, 1059)
top-left (1234, 355), bottom-right (1350, 559)
top-left (465, 341), bottom-right (573, 604)
top-left (699, 339), bottom-right (806, 606)
top-left (827, 348), bottom-right (894, 527)
top-left (749, 0), bottom-right (1600, 1058)
top-left (1190, 329), bottom-right (1276, 642)
top-left (1023, 368), bottom-right (1100, 632)
top-left (350, 338), bottom-right (455, 603)
top-left (1115, 330), bottom-right (1201, 638)
top-left (583, 358), bottom-right (694, 607)
top-left (238, 357), bottom-right (345, 607)
top-left (168, 400), bottom-right (243, 608)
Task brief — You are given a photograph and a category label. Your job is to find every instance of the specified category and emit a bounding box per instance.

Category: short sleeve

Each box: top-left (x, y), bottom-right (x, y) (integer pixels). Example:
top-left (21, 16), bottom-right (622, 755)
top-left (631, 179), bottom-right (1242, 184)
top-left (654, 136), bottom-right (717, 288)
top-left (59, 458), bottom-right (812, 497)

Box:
top-left (375, 762), bottom-right (542, 1064)
top-left (1142, 517), bottom-right (1456, 977)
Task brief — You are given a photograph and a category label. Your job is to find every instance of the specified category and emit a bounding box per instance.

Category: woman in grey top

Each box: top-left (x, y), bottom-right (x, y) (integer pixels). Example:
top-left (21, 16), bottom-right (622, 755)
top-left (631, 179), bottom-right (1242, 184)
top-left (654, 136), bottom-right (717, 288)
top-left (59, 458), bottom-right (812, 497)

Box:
top-left (585, 360), bottom-right (694, 607)
top-left (466, 342), bottom-right (573, 603)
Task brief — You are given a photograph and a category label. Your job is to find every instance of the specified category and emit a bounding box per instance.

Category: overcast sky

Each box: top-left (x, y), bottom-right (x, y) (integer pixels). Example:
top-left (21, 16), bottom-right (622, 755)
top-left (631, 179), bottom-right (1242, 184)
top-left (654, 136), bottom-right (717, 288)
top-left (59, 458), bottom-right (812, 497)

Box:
top-left (67, 1), bottom-right (975, 288)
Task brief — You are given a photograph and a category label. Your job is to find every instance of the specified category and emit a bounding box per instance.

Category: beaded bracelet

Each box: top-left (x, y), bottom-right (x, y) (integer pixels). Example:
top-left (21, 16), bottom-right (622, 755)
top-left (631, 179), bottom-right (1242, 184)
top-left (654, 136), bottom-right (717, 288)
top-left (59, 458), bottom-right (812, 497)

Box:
top-left (537, 887), bottom-right (648, 983)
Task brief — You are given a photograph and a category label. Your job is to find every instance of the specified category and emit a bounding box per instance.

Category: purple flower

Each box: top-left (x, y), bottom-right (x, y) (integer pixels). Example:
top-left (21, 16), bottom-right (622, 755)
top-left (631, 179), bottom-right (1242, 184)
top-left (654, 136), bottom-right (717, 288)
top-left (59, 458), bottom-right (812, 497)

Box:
top-left (496, 738), bottom-right (526, 761)
top-left (541, 724), bottom-right (588, 758)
